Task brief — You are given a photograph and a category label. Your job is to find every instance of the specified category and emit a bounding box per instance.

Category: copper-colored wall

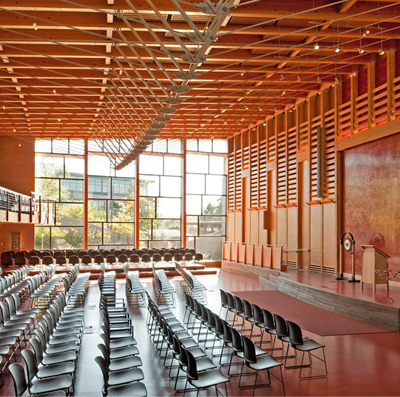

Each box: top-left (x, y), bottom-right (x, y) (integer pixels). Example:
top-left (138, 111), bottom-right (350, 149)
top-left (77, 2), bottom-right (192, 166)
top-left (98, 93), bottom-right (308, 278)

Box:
top-left (0, 137), bottom-right (35, 253)
top-left (342, 132), bottom-right (400, 274)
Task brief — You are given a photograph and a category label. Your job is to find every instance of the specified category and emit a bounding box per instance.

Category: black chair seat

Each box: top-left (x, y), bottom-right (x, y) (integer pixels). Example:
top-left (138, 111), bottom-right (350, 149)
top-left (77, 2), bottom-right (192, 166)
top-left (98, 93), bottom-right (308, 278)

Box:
top-left (108, 368), bottom-right (144, 386)
top-left (293, 339), bottom-right (324, 352)
top-left (190, 369), bottom-right (229, 389)
top-left (108, 381), bottom-right (147, 397)
top-left (109, 355), bottom-right (142, 371)
top-left (248, 354), bottom-right (282, 371)
top-left (30, 374), bottom-right (73, 394)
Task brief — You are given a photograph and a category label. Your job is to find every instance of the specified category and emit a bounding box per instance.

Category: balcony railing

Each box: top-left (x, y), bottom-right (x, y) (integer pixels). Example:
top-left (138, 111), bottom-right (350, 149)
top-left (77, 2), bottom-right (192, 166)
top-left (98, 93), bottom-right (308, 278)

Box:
top-left (0, 187), bottom-right (56, 225)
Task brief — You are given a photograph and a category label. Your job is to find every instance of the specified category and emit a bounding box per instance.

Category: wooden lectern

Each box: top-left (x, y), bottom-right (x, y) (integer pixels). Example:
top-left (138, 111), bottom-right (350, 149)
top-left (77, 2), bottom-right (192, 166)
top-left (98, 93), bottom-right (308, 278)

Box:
top-left (360, 245), bottom-right (390, 292)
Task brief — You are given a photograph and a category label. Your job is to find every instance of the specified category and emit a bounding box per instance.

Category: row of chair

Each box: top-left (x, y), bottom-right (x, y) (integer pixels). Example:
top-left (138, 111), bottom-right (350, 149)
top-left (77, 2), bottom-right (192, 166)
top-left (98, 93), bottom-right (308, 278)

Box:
top-left (153, 268), bottom-right (176, 307)
top-left (9, 284), bottom-right (90, 396)
top-left (219, 289), bottom-right (328, 380)
top-left (0, 266), bottom-right (30, 298)
top-left (146, 292), bottom-right (230, 395)
top-left (96, 272), bottom-right (147, 396)
top-left (123, 265), bottom-right (146, 308)
top-left (176, 262), bottom-right (207, 303)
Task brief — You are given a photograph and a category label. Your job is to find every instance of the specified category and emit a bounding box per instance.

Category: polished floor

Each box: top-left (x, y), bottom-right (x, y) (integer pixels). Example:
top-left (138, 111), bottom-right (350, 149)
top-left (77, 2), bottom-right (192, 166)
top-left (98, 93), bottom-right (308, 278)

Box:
top-left (2, 270), bottom-right (400, 396)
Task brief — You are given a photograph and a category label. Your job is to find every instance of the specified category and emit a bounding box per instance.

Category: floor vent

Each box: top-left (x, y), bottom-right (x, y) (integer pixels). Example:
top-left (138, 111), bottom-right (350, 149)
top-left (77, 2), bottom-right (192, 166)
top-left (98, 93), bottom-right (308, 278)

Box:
top-left (309, 263), bottom-right (322, 273)
top-left (323, 266), bottom-right (336, 275)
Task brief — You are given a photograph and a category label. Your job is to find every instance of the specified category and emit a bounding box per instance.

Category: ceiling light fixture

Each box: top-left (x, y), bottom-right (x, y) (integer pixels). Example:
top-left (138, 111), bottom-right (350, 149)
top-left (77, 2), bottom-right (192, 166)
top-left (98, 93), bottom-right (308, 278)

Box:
top-left (335, 46), bottom-right (340, 53)
top-left (379, 26), bottom-right (385, 56)
top-left (33, 23), bottom-right (38, 30)
top-left (317, 75), bottom-right (321, 83)
top-left (280, 73), bottom-right (285, 81)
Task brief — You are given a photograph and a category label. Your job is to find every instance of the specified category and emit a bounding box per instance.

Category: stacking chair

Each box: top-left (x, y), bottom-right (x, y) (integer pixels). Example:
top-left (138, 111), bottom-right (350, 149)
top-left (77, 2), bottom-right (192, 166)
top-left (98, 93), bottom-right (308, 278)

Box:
top-left (77, 250), bottom-right (87, 258)
top-left (141, 254), bottom-right (151, 263)
top-left (90, 250), bottom-right (100, 258)
top-left (55, 256), bottom-right (67, 267)
top-left (153, 253), bottom-right (162, 263)
top-left (118, 254), bottom-right (128, 264)
top-left (29, 256), bottom-right (41, 266)
top-left (15, 256), bottom-right (26, 266)
top-left (102, 250), bottom-right (111, 257)
top-left (184, 253), bottom-right (193, 262)
top-left (97, 342), bottom-right (142, 372)
top-left (174, 253), bottom-right (183, 262)
top-left (53, 251), bottom-right (64, 259)
top-left (163, 253), bottom-right (172, 262)
top-left (9, 362), bottom-right (68, 397)
top-left (106, 255), bottom-right (116, 265)
top-left (219, 290), bottom-right (229, 318)
top-left (94, 255), bottom-right (105, 265)
top-left (95, 355), bottom-right (147, 397)
top-left (81, 255), bottom-right (92, 265)
top-left (130, 254), bottom-right (140, 264)
top-left (114, 250), bottom-right (123, 258)
top-left (286, 321), bottom-right (328, 379)
top-left (240, 335), bottom-right (285, 395)
top-left (183, 347), bottom-right (229, 396)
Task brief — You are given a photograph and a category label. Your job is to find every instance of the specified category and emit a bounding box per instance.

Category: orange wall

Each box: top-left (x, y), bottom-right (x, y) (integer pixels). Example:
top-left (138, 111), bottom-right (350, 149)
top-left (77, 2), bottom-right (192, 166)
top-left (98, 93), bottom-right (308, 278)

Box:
top-left (0, 137), bottom-right (35, 253)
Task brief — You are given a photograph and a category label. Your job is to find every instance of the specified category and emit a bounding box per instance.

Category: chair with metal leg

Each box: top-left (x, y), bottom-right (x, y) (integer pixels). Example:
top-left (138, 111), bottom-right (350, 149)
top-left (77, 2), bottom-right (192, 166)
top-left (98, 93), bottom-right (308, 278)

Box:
top-left (286, 321), bottom-right (328, 379)
top-left (239, 335), bottom-right (285, 396)
top-left (219, 290), bottom-right (229, 318)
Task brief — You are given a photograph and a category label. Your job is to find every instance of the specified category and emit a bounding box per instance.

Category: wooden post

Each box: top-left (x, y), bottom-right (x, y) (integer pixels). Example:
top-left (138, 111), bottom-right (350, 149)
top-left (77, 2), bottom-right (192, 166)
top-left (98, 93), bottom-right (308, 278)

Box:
top-left (18, 195), bottom-right (21, 222)
top-left (368, 54), bottom-right (376, 128)
top-left (351, 65), bottom-right (358, 134)
top-left (6, 191), bottom-right (9, 222)
top-left (135, 156), bottom-right (140, 248)
top-left (182, 138), bottom-right (187, 248)
top-left (29, 197), bottom-right (32, 223)
top-left (387, 40), bottom-right (396, 122)
top-left (83, 138), bottom-right (88, 250)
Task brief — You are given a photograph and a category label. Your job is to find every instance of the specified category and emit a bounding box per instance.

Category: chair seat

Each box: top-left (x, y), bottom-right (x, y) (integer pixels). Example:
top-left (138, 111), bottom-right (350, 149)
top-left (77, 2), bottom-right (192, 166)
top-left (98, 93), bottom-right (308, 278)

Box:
top-left (52, 327), bottom-right (82, 337)
top-left (107, 381), bottom-right (147, 397)
top-left (108, 331), bottom-right (133, 340)
top-left (49, 334), bottom-right (80, 346)
top-left (170, 324), bottom-right (185, 332)
top-left (109, 345), bottom-right (139, 359)
top-left (190, 369), bottom-right (229, 389)
top-left (2, 322), bottom-right (26, 332)
top-left (0, 345), bottom-right (10, 355)
top-left (30, 374), bottom-right (73, 394)
top-left (248, 354), bottom-right (282, 371)
top-left (42, 351), bottom-right (77, 365)
top-left (0, 337), bottom-right (17, 346)
top-left (34, 392), bottom-right (66, 397)
top-left (45, 342), bottom-right (79, 355)
top-left (174, 331), bottom-right (192, 341)
top-left (196, 357), bottom-right (217, 372)
top-left (109, 355), bottom-right (142, 371)
top-left (109, 337), bottom-right (137, 349)
top-left (108, 368), bottom-right (144, 386)
top-left (37, 362), bottom-right (75, 378)
top-left (293, 339), bottom-right (324, 352)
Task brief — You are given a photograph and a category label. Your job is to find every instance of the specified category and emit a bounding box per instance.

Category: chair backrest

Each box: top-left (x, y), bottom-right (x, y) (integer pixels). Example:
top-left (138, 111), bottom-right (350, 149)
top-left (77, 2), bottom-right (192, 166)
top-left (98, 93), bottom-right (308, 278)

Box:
top-left (184, 253), bottom-right (193, 261)
top-left (230, 326), bottom-right (244, 353)
top-left (252, 303), bottom-right (263, 323)
top-left (94, 255), bottom-right (105, 264)
top-left (226, 292), bottom-right (235, 309)
top-left (78, 250), bottom-right (88, 258)
top-left (234, 296), bottom-right (244, 313)
top-left (130, 254), bottom-right (140, 263)
top-left (81, 254), bottom-right (92, 264)
top-left (0, 300), bottom-right (10, 321)
top-left (54, 250), bottom-right (64, 258)
top-left (15, 256), bottom-right (26, 266)
top-left (274, 314), bottom-right (289, 339)
top-left (21, 349), bottom-right (38, 383)
top-left (114, 250), bottom-right (123, 257)
top-left (220, 289), bottom-right (228, 306)
top-left (9, 363), bottom-right (28, 397)
top-left (90, 250), bottom-right (100, 258)
top-left (163, 253), bottom-right (172, 262)
top-left (97, 343), bottom-right (110, 364)
top-left (102, 250), bottom-right (111, 257)
top-left (262, 308), bottom-right (275, 330)
top-left (56, 256), bottom-right (67, 265)
top-left (174, 253), bottom-right (183, 262)
top-left (287, 320), bottom-right (304, 346)
top-left (214, 313), bottom-right (224, 336)
top-left (28, 256), bottom-right (40, 265)
top-left (118, 254), bottom-right (128, 263)
top-left (95, 355), bottom-right (109, 388)
top-left (243, 299), bottom-right (253, 318)
top-left (242, 335), bottom-right (257, 364)
top-left (153, 253), bottom-right (162, 262)
top-left (183, 347), bottom-right (199, 380)
top-left (106, 254), bottom-right (116, 264)
top-left (69, 255), bottom-right (80, 264)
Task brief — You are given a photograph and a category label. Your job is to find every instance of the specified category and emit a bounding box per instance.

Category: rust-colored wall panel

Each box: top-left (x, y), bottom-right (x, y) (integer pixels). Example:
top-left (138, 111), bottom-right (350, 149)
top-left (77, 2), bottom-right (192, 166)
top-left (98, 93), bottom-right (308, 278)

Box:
top-left (358, 67), bottom-right (368, 96)
top-left (342, 132), bottom-right (400, 274)
top-left (342, 77), bottom-right (351, 104)
top-left (375, 55), bottom-right (387, 87)
top-left (0, 223), bottom-right (34, 253)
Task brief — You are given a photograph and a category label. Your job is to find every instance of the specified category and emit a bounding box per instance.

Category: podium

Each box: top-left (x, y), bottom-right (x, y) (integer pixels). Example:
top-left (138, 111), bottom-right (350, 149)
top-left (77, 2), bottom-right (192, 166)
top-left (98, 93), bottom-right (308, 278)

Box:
top-left (360, 245), bottom-right (390, 291)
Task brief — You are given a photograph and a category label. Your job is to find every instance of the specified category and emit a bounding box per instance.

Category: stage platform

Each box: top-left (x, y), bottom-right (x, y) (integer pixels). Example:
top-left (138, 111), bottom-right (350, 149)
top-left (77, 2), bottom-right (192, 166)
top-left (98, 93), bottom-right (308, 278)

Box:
top-left (222, 260), bottom-right (400, 331)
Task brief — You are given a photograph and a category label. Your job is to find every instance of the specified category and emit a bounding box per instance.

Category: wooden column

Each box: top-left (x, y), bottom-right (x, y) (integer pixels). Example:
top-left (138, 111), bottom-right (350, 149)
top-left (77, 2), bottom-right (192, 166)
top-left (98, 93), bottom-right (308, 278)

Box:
top-left (182, 138), bottom-right (187, 248)
top-left (83, 138), bottom-right (88, 250)
top-left (135, 156), bottom-right (140, 248)
top-left (387, 40), bottom-right (396, 122)
top-left (351, 65), bottom-right (358, 134)
top-left (368, 54), bottom-right (376, 128)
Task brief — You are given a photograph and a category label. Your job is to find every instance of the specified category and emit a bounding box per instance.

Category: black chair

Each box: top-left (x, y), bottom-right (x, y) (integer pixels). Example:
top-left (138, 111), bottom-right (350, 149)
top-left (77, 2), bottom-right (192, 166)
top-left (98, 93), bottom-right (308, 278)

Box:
top-left (114, 250), bottom-right (123, 257)
top-left (163, 253), bottom-right (172, 262)
top-left (77, 250), bottom-right (87, 258)
top-left (286, 320), bottom-right (328, 379)
top-left (68, 255), bottom-right (80, 265)
top-left (90, 250), bottom-right (100, 258)
top-left (183, 347), bottom-right (229, 396)
top-left (152, 254), bottom-right (162, 263)
top-left (174, 253), bottom-right (183, 262)
top-left (194, 253), bottom-right (204, 261)
top-left (42, 256), bottom-right (54, 265)
top-left (141, 254), bottom-right (151, 263)
top-left (15, 256), bottom-right (26, 267)
top-left (65, 250), bottom-right (76, 258)
top-left (15, 251), bottom-right (26, 259)
top-left (53, 251), bottom-right (64, 258)
top-left (130, 254), bottom-right (140, 264)
top-left (94, 255), bottom-right (105, 265)
top-left (1, 254), bottom-right (13, 267)
top-left (81, 255), bottom-right (92, 265)
top-left (56, 256), bottom-right (67, 266)
top-left (118, 254), bottom-right (128, 263)
top-left (136, 250), bottom-right (144, 258)
top-left (240, 335), bottom-right (285, 395)
top-left (106, 255), bottom-right (116, 265)
top-left (184, 253), bottom-right (193, 262)
top-left (29, 256), bottom-right (40, 266)
top-left (125, 250), bottom-right (134, 257)
top-left (219, 290), bottom-right (229, 318)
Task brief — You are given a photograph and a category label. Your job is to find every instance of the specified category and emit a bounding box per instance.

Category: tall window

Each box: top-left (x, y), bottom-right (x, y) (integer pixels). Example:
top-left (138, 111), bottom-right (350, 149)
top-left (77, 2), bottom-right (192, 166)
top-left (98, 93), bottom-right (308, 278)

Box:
top-left (35, 139), bottom-right (84, 250)
top-left (87, 151), bottom-right (135, 249)
top-left (139, 152), bottom-right (183, 249)
top-left (186, 139), bottom-right (228, 260)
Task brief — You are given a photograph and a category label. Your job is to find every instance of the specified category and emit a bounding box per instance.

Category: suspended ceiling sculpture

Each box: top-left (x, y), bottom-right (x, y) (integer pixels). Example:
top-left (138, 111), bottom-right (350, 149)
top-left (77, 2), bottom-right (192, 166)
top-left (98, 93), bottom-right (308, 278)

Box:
top-left (1, 0), bottom-right (400, 168)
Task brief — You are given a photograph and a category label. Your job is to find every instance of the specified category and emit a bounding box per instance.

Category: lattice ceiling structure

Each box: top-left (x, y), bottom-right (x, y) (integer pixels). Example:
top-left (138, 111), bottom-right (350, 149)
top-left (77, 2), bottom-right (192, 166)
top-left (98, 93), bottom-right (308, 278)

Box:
top-left (1, 0), bottom-right (400, 168)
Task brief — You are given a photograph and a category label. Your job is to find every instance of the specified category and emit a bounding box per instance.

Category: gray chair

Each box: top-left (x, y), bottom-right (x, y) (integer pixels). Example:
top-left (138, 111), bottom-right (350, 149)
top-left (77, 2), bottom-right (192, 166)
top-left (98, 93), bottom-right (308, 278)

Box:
top-left (9, 362), bottom-right (69, 397)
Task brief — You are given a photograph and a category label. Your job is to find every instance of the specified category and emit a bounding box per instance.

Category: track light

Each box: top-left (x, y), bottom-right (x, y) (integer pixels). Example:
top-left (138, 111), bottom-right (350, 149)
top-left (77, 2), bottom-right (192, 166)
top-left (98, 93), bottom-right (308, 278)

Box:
top-left (317, 75), bottom-right (321, 83)
top-left (335, 77), bottom-right (339, 84)
top-left (244, 105), bottom-right (249, 110)
top-left (274, 107), bottom-right (278, 113)
top-left (297, 75), bottom-right (301, 82)
top-left (281, 91), bottom-right (286, 96)
top-left (314, 42), bottom-right (320, 50)
top-left (358, 47), bottom-right (364, 54)
top-left (335, 46), bottom-right (340, 53)
top-left (280, 73), bottom-right (285, 81)
top-left (379, 48), bottom-right (385, 56)
top-left (33, 23), bottom-right (37, 30)
top-left (2, 106), bottom-right (5, 110)
top-left (258, 106), bottom-right (263, 112)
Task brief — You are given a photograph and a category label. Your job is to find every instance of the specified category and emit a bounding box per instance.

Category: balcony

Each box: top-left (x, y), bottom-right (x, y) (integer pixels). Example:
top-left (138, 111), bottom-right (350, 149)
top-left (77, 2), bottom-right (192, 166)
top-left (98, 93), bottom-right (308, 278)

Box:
top-left (0, 187), bottom-right (56, 225)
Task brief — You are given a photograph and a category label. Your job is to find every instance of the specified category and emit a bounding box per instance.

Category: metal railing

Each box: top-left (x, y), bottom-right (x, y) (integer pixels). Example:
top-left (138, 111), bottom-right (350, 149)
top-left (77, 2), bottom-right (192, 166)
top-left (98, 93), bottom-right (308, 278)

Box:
top-left (0, 186), bottom-right (56, 224)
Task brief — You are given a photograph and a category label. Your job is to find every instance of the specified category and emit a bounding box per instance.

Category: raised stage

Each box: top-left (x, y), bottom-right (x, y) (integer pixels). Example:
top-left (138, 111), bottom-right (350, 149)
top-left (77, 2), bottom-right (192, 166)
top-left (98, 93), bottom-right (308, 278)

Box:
top-left (222, 260), bottom-right (400, 331)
